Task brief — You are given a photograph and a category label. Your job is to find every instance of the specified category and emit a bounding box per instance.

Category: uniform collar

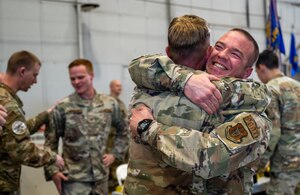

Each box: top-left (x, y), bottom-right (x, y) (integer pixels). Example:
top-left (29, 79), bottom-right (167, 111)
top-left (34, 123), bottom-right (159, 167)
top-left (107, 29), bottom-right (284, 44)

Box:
top-left (273, 72), bottom-right (285, 79)
top-left (271, 72), bottom-right (285, 80)
top-left (0, 82), bottom-right (23, 107)
top-left (71, 89), bottom-right (101, 106)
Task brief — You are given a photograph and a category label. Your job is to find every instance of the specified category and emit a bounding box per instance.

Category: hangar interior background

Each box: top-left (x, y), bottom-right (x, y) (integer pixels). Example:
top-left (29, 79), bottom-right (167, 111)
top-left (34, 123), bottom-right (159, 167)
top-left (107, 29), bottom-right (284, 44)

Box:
top-left (0, 0), bottom-right (299, 194)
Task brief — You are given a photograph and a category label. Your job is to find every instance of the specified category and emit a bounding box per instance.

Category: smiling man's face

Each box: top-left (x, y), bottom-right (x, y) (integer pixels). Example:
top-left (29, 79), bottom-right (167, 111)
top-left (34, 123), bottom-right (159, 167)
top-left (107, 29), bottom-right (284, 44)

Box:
top-left (205, 30), bottom-right (254, 79)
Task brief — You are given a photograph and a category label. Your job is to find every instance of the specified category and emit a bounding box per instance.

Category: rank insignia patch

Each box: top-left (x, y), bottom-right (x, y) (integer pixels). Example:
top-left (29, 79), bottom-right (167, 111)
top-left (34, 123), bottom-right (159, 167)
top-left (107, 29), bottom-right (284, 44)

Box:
top-left (225, 123), bottom-right (248, 143)
top-left (12, 121), bottom-right (27, 135)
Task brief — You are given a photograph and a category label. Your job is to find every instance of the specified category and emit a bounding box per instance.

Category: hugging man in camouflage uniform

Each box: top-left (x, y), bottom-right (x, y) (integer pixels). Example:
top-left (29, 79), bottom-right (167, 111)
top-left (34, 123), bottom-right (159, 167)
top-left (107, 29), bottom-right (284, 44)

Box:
top-left (256, 50), bottom-right (300, 195)
top-left (125, 15), bottom-right (271, 195)
top-left (44, 59), bottom-right (129, 195)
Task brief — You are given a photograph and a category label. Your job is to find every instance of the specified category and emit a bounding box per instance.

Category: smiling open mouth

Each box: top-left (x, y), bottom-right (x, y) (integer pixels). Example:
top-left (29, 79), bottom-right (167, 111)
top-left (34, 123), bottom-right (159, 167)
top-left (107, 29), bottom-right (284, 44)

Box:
top-left (214, 63), bottom-right (227, 70)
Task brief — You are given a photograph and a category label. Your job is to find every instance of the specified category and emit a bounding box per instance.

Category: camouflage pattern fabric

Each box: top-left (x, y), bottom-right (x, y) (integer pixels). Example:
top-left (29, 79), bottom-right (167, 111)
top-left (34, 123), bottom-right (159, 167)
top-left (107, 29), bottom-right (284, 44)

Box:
top-left (106, 97), bottom-right (129, 191)
top-left (127, 86), bottom-right (270, 194)
top-left (125, 139), bottom-right (193, 195)
top-left (267, 171), bottom-right (300, 195)
top-left (44, 92), bottom-right (129, 185)
top-left (0, 83), bottom-right (57, 192)
top-left (124, 54), bottom-right (271, 195)
top-left (62, 180), bottom-right (108, 195)
top-left (258, 74), bottom-right (300, 194)
top-left (129, 54), bottom-right (194, 93)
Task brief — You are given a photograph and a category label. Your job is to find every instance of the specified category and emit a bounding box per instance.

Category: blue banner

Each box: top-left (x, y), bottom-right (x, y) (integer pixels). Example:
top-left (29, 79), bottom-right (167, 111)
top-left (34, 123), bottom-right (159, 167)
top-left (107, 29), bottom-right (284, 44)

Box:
top-left (266, 0), bottom-right (285, 54)
top-left (290, 33), bottom-right (299, 76)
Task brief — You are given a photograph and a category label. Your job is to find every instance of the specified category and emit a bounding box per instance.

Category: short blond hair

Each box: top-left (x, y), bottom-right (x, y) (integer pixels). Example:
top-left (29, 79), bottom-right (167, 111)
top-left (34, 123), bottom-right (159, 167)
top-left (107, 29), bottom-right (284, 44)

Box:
top-left (168, 15), bottom-right (210, 61)
top-left (7, 50), bottom-right (41, 74)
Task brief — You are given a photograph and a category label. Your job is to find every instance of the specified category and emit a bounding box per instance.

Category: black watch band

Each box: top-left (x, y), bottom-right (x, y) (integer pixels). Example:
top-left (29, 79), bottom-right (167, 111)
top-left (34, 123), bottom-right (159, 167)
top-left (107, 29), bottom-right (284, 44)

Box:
top-left (137, 119), bottom-right (153, 136)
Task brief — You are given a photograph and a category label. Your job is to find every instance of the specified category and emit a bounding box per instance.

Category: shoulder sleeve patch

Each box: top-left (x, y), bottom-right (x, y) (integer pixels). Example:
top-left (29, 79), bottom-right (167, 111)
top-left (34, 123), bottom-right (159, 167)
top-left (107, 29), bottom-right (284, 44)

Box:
top-left (12, 121), bottom-right (27, 135)
top-left (214, 113), bottom-right (262, 154)
top-left (225, 123), bottom-right (248, 144)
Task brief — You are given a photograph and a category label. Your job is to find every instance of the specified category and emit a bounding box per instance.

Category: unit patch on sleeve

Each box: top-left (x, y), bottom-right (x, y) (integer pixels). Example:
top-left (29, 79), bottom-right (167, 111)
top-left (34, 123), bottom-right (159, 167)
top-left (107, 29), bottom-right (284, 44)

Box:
top-left (225, 123), bottom-right (248, 144)
top-left (12, 121), bottom-right (27, 135)
top-left (215, 113), bottom-right (262, 153)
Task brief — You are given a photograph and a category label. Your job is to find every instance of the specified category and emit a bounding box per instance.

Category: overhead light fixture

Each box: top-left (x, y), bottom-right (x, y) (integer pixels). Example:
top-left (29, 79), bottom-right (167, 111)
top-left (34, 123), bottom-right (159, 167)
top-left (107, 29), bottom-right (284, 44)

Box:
top-left (81, 3), bottom-right (100, 12)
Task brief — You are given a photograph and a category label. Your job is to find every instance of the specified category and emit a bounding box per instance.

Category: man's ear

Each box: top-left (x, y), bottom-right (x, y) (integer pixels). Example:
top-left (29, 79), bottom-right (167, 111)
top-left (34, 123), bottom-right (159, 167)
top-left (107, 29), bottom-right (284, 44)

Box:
top-left (90, 72), bottom-right (94, 80)
top-left (259, 64), bottom-right (268, 72)
top-left (18, 67), bottom-right (26, 78)
top-left (243, 67), bottom-right (253, 79)
top-left (203, 46), bottom-right (213, 62)
top-left (165, 46), bottom-right (171, 58)
top-left (207, 46), bottom-right (213, 56)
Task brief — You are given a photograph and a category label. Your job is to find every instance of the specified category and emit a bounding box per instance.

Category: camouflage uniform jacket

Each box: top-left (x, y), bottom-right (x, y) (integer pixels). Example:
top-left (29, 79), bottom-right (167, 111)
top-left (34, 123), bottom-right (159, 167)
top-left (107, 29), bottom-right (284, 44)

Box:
top-left (0, 83), bottom-right (57, 192)
top-left (107, 96), bottom-right (128, 154)
top-left (259, 74), bottom-right (300, 172)
top-left (44, 91), bottom-right (129, 182)
top-left (124, 54), bottom-right (271, 195)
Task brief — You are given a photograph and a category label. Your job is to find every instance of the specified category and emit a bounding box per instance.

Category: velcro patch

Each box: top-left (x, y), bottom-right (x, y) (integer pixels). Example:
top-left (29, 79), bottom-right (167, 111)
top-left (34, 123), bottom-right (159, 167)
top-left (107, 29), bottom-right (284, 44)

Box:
top-left (6, 110), bottom-right (18, 124)
top-left (215, 113), bottom-right (261, 153)
top-left (12, 121), bottom-right (27, 135)
top-left (225, 123), bottom-right (248, 144)
top-left (243, 115), bottom-right (259, 138)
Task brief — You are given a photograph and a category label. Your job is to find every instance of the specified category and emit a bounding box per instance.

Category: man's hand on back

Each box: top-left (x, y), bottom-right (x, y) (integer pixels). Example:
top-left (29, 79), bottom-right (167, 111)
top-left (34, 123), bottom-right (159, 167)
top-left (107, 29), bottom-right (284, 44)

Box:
top-left (52, 172), bottom-right (68, 195)
top-left (129, 104), bottom-right (154, 139)
top-left (184, 73), bottom-right (222, 114)
top-left (0, 105), bottom-right (7, 130)
top-left (55, 155), bottom-right (65, 170)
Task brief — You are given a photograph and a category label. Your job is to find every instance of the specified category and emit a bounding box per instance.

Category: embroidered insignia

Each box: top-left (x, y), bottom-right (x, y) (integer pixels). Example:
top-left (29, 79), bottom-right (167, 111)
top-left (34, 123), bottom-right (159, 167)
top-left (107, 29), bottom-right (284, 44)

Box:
top-left (103, 109), bottom-right (112, 113)
top-left (225, 123), bottom-right (248, 143)
top-left (12, 121), bottom-right (27, 135)
top-left (243, 115), bottom-right (259, 138)
top-left (69, 109), bottom-right (82, 114)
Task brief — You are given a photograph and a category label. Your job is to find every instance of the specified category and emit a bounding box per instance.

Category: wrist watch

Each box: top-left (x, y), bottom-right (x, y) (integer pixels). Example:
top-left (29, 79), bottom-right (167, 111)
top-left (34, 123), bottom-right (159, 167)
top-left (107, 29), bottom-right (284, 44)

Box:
top-left (137, 119), bottom-right (153, 136)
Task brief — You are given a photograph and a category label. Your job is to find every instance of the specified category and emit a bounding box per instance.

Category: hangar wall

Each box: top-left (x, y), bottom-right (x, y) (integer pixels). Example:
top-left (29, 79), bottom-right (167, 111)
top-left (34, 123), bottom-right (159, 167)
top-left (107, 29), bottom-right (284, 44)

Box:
top-left (0, 0), bottom-right (299, 194)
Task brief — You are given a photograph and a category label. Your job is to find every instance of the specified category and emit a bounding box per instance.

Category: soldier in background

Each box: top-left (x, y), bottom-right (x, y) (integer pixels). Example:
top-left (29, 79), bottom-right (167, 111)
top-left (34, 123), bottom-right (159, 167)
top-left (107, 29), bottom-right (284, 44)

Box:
top-left (44, 59), bottom-right (129, 195)
top-left (109, 80), bottom-right (127, 118)
top-left (256, 50), bottom-right (300, 195)
top-left (0, 50), bottom-right (64, 194)
top-left (107, 80), bottom-right (128, 192)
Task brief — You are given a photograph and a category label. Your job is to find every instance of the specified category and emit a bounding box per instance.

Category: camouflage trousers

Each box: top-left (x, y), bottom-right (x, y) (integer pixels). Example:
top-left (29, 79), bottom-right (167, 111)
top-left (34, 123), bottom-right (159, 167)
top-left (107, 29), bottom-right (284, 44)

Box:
top-left (108, 160), bottom-right (120, 192)
top-left (267, 170), bottom-right (300, 195)
top-left (62, 180), bottom-right (108, 195)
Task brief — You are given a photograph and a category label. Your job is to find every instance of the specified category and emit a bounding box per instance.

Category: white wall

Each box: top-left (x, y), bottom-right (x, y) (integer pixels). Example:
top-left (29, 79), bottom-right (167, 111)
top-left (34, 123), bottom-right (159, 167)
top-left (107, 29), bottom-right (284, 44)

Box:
top-left (0, 0), bottom-right (299, 194)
